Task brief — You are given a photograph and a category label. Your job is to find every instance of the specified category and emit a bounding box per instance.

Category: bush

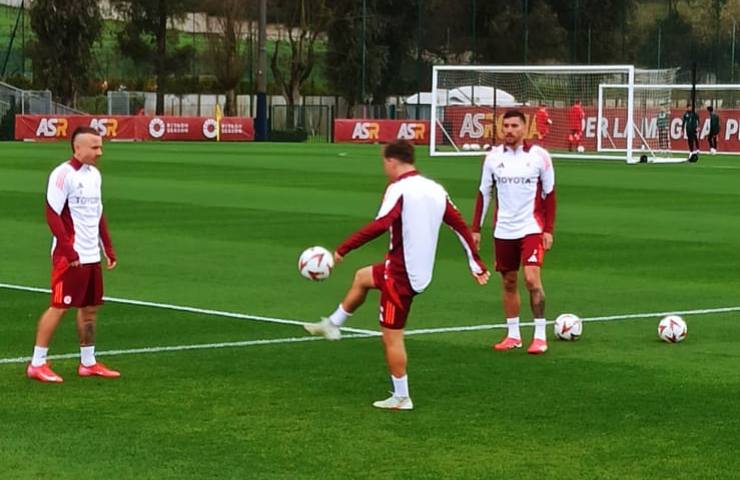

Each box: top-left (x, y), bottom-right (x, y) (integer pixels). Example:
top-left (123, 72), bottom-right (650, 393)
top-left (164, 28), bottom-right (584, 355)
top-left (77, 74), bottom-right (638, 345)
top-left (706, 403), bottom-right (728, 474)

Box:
top-left (269, 128), bottom-right (308, 142)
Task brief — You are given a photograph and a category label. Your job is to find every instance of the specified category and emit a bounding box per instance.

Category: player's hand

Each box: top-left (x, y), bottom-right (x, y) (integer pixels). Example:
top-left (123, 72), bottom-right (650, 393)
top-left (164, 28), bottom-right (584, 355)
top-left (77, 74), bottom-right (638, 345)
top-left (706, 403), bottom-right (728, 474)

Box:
top-left (105, 255), bottom-right (117, 270)
top-left (473, 270), bottom-right (491, 285)
top-left (472, 232), bottom-right (481, 251)
top-left (333, 251), bottom-right (344, 265)
top-left (543, 233), bottom-right (554, 251)
top-left (68, 260), bottom-right (81, 268)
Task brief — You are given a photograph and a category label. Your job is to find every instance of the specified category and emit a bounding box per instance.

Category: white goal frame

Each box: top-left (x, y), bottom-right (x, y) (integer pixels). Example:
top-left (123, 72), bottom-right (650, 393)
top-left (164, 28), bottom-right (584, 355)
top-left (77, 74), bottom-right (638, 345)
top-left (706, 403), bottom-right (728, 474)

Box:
top-left (598, 83), bottom-right (740, 156)
top-left (430, 64), bottom-right (636, 162)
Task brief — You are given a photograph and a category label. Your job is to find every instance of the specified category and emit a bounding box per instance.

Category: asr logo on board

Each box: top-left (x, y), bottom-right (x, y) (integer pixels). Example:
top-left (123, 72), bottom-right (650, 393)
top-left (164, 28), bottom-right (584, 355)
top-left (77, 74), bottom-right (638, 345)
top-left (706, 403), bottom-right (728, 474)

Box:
top-left (35, 118), bottom-right (69, 137)
top-left (351, 122), bottom-right (380, 140)
top-left (397, 123), bottom-right (426, 141)
top-left (89, 118), bottom-right (119, 137)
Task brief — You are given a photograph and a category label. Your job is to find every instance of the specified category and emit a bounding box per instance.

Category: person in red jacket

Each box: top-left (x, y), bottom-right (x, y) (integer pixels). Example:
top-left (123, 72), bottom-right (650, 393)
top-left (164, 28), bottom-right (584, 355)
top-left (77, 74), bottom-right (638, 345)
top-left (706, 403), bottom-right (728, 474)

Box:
top-left (534, 102), bottom-right (552, 145)
top-left (568, 99), bottom-right (585, 151)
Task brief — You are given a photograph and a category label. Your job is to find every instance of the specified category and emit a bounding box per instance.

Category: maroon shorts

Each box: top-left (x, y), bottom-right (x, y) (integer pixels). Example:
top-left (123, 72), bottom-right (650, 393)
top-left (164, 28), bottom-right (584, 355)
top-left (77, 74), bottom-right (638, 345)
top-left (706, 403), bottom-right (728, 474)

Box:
top-left (372, 262), bottom-right (415, 330)
top-left (494, 234), bottom-right (545, 272)
top-left (50, 259), bottom-right (104, 308)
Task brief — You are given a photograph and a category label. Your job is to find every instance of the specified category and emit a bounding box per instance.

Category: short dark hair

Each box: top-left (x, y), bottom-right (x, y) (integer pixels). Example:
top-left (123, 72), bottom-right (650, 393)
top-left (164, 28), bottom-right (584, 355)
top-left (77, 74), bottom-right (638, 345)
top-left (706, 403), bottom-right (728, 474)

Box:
top-left (503, 110), bottom-right (526, 123)
top-left (71, 126), bottom-right (100, 152)
top-left (384, 140), bottom-right (415, 164)
top-left (707, 105), bottom-right (714, 112)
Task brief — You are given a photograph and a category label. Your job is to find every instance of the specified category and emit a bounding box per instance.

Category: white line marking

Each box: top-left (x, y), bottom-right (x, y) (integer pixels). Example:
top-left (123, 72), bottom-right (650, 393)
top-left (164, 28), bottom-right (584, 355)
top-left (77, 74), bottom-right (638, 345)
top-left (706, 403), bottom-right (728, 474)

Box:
top-left (0, 334), bottom-right (375, 365)
top-left (1, 282), bottom-right (738, 366)
top-left (405, 306), bottom-right (740, 335)
top-left (0, 283), bottom-right (379, 336)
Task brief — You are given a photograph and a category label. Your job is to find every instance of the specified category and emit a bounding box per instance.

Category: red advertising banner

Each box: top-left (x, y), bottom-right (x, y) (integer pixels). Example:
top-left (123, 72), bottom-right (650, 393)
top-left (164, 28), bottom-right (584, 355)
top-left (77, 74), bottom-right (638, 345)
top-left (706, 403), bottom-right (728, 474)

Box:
top-left (14, 115), bottom-right (254, 141)
top-left (445, 106), bottom-right (740, 152)
top-left (333, 119), bottom-right (430, 144)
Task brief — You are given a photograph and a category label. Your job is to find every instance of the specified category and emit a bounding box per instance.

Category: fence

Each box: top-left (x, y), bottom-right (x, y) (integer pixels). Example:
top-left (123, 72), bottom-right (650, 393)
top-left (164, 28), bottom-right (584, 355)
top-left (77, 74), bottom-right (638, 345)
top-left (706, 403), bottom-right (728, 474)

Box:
top-left (270, 105), bottom-right (332, 143)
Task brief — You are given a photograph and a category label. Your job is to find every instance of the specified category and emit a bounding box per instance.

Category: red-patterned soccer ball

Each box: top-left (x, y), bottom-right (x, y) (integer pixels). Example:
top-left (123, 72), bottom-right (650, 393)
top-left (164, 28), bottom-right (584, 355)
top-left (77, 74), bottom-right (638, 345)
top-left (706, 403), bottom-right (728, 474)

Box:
top-left (298, 246), bottom-right (334, 281)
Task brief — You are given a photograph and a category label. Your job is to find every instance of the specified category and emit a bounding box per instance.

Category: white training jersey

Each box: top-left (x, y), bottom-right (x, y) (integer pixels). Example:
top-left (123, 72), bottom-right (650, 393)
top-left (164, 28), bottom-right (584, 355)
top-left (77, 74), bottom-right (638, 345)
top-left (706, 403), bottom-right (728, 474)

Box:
top-left (476, 143), bottom-right (555, 239)
top-left (377, 174), bottom-right (447, 292)
top-left (46, 161), bottom-right (104, 264)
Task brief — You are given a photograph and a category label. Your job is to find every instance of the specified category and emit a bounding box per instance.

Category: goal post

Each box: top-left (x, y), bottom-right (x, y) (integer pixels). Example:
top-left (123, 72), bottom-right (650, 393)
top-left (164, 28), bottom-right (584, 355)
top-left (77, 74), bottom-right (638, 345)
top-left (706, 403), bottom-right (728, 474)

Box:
top-left (430, 65), bottom-right (636, 162)
top-left (598, 83), bottom-right (740, 161)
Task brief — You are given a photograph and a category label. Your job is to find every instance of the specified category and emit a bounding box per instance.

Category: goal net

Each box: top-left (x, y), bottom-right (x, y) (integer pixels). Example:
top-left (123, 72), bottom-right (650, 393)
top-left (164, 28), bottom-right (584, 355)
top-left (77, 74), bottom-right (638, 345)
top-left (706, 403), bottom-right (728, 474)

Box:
top-left (598, 83), bottom-right (740, 162)
top-left (431, 65), bottom-right (636, 161)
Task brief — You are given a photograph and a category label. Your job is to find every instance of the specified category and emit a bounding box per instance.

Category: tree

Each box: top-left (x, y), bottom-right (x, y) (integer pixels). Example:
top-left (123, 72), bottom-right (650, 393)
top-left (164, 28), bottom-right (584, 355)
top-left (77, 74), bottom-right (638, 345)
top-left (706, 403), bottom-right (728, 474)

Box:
top-left (112, 0), bottom-right (196, 114)
top-left (270, 0), bottom-right (329, 107)
top-left (204, 0), bottom-right (250, 116)
top-left (28, 0), bottom-right (102, 106)
top-left (326, 0), bottom-right (388, 115)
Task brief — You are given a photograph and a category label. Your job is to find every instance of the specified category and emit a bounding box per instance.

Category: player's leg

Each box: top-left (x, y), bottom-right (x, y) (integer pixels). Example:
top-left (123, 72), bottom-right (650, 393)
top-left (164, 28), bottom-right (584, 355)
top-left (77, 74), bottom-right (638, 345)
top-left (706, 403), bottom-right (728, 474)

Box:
top-left (27, 259), bottom-right (76, 382)
top-left (521, 234), bottom-right (548, 354)
top-left (76, 264), bottom-right (119, 377)
top-left (493, 237), bottom-right (523, 350)
top-left (373, 293), bottom-right (414, 410)
top-left (305, 265), bottom-right (377, 340)
top-left (523, 265), bottom-right (547, 349)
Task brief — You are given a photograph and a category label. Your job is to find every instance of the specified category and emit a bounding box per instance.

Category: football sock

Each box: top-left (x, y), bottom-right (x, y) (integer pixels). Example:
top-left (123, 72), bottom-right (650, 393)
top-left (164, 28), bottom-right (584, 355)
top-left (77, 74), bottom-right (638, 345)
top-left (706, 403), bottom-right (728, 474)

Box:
top-left (80, 346), bottom-right (96, 367)
top-left (31, 346), bottom-right (48, 367)
top-left (534, 318), bottom-right (547, 341)
top-left (506, 317), bottom-right (521, 340)
top-left (392, 374), bottom-right (409, 398)
top-left (328, 304), bottom-right (351, 327)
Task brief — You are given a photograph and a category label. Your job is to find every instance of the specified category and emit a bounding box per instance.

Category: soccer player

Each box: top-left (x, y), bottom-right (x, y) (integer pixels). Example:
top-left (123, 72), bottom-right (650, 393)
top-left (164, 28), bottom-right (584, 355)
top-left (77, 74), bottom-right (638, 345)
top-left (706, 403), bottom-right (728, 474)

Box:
top-left (304, 140), bottom-right (490, 410)
top-left (471, 110), bottom-right (556, 355)
top-left (534, 103), bottom-right (552, 145)
top-left (26, 126), bottom-right (120, 383)
top-left (568, 99), bottom-right (585, 151)
top-left (657, 105), bottom-right (670, 151)
top-left (707, 105), bottom-right (720, 154)
top-left (682, 103), bottom-right (700, 160)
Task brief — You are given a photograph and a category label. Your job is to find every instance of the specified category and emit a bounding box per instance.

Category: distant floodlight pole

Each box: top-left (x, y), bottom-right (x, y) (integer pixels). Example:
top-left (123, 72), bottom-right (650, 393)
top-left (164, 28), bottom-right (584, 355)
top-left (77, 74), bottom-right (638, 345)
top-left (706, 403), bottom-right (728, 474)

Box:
top-left (657, 26), bottom-right (662, 68)
top-left (255, 0), bottom-right (268, 141)
top-left (361, 0), bottom-right (366, 107)
top-left (523, 0), bottom-right (528, 64)
top-left (732, 19), bottom-right (736, 83)
top-left (472, 0), bottom-right (477, 62)
top-left (416, 0), bottom-right (422, 120)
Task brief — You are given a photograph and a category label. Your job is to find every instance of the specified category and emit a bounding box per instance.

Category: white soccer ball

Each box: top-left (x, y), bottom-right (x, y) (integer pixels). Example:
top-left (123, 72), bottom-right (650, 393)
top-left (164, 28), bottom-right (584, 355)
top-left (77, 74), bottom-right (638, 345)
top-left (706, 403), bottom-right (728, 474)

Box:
top-left (470, 143), bottom-right (481, 150)
top-left (658, 315), bottom-right (687, 343)
top-left (298, 246), bottom-right (334, 281)
top-left (462, 143), bottom-right (472, 151)
top-left (483, 144), bottom-right (491, 150)
top-left (576, 145), bottom-right (585, 153)
top-left (554, 313), bottom-right (582, 341)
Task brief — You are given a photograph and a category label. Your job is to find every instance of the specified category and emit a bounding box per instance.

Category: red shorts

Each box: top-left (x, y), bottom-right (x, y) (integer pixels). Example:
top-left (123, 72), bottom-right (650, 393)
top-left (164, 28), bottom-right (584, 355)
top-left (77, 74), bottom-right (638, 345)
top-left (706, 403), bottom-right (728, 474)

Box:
top-left (372, 262), bottom-right (415, 330)
top-left (494, 234), bottom-right (545, 272)
top-left (50, 259), bottom-right (104, 308)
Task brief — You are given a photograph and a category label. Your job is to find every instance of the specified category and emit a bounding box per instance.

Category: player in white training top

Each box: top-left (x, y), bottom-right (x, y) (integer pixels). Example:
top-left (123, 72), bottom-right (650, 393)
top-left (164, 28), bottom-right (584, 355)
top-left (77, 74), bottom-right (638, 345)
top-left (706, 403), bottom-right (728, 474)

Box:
top-left (305, 141), bottom-right (490, 410)
top-left (471, 110), bottom-right (557, 355)
top-left (26, 126), bottom-right (120, 383)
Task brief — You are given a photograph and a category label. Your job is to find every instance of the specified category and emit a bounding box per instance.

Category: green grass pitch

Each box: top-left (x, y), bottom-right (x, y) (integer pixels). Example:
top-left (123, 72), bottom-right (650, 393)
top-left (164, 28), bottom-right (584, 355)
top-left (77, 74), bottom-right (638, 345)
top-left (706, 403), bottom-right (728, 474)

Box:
top-left (1, 141), bottom-right (738, 479)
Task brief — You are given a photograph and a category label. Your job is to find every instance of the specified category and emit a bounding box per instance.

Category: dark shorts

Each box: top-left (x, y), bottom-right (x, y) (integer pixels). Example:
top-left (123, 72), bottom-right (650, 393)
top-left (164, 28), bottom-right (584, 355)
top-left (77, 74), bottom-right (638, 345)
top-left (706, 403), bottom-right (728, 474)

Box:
top-left (494, 234), bottom-right (545, 272)
top-left (372, 262), bottom-right (415, 330)
top-left (50, 259), bottom-right (103, 308)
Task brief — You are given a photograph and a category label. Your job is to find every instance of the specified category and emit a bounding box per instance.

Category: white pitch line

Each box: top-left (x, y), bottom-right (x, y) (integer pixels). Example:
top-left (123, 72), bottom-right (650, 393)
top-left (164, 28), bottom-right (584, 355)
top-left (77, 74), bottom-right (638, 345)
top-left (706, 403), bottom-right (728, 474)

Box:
top-left (0, 283), bottom-right (379, 336)
top-left (0, 333), bottom-right (376, 365)
top-left (2, 282), bottom-right (738, 366)
top-left (404, 305), bottom-right (740, 336)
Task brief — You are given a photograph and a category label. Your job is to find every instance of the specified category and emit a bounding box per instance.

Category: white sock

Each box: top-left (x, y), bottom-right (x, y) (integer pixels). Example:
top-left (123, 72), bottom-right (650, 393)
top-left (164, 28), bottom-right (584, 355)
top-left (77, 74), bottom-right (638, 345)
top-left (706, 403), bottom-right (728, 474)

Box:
top-left (534, 318), bottom-right (547, 341)
top-left (506, 317), bottom-right (521, 340)
top-left (80, 346), bottom-right (96, 367)
top-left (31, 346), bottom-right (48, 367)
top-left (328, 304), bottom-right (351, 327)
top-left (392, 374), bottom-right (409, 398)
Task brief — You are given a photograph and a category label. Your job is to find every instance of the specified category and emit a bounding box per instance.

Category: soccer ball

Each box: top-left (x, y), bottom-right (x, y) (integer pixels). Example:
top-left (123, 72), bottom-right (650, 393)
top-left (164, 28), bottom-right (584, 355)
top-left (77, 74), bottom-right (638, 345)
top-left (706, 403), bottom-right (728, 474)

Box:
top-left (576, 145), bottom-right (585, 153)
top-left (554, 313), bottom-right (582, 341)
top-left (658, 315), bottom-right (687, 343)
top-left (470, 143), bottom-right (481, 150)
top-left (298, 246), bottom-right (334, 281)
top-left (462, 143), bottom-right (472, 151)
